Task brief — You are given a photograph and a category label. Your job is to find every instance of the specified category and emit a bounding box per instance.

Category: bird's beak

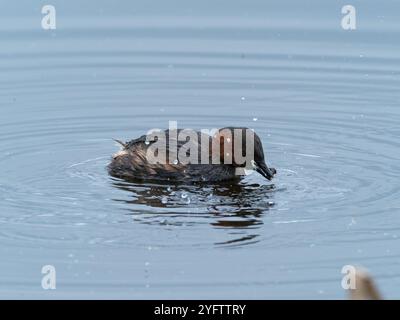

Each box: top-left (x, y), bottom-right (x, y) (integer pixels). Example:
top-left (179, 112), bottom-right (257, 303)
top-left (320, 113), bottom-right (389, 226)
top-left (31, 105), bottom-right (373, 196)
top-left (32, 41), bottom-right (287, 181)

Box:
top-left (252, 160), bottom-right (276, 180)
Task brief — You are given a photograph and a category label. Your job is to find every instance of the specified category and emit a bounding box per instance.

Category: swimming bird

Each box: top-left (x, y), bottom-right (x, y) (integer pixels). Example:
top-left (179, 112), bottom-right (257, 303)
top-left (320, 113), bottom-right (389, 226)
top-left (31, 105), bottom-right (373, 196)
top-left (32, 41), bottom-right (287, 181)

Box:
top-left (348, 267), bottom-right (382, 300)
top-left (108, 127), bottom-right (276, 183)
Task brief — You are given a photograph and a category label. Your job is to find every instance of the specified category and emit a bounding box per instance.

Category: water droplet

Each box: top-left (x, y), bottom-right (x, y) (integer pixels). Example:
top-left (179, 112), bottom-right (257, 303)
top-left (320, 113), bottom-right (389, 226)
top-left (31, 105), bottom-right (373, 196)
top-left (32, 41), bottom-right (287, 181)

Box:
top-left (253, 117), bottom-right (258, 121)
top-left (161, 196), bottom-right (168, 204)
top-left (226, 138), bottom-right (231, 143)
top-left (173, 159), bottom-right (178, 165)
top-left (241, 96), bottom-right (246, 101)
top-left (181, 192), bottom-right (188, 199)
top-left (167, 187), bottom-right (172, 192)
top-left (145, 141), bottom-right (150, 145)
top-left (186, 197), bottom-right (191, 204)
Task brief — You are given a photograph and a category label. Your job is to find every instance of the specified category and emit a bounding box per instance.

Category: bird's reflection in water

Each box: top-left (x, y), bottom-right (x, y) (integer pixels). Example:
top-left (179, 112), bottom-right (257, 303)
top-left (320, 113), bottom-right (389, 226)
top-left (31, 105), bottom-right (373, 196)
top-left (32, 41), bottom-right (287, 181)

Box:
top-left (111, 178), bottom-right (276, 246)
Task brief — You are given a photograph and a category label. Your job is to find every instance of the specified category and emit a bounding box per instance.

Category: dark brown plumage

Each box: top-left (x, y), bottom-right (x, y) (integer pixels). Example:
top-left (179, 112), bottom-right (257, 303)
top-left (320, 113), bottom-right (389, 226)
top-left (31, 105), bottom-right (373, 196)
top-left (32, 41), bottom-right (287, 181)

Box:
top-left (108, 127), bottom-right (276, 183)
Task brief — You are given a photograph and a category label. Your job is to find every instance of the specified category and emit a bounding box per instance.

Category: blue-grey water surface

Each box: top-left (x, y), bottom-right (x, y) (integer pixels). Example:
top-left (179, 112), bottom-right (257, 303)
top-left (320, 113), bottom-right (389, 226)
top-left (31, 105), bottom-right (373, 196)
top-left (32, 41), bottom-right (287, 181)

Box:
top-left (1, 0), bottom-right (400, 298)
